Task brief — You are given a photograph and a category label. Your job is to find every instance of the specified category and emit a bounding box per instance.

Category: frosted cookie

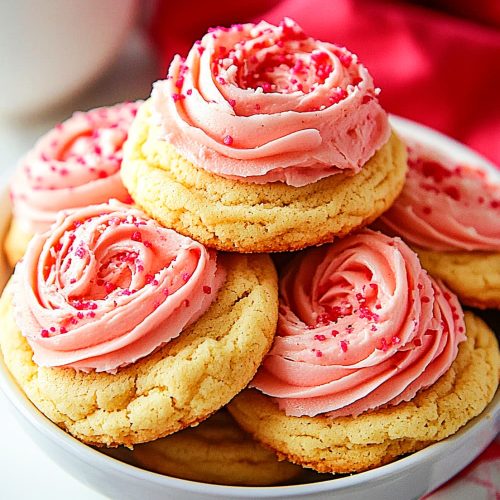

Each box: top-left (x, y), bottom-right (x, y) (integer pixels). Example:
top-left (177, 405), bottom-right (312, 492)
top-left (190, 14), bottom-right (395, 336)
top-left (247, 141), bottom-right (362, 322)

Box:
top-left (121, 19), bottom-right (407, 253)
top-left (0, 201), bottom-right (278, 447)
top-left (5, 102), bottom-right (140, 266)
top-left (105, 410), bottom-right (303, 486)
top-left (228, 230), bottom-right (499, 473)
top-left (376, 140), bottom-right (500, 309)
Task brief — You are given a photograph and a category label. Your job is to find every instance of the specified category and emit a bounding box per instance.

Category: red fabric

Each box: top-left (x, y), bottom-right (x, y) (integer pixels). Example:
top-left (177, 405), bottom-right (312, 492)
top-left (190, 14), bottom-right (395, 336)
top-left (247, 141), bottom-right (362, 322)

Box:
top-left (148, 0), bottom-right (500, 166)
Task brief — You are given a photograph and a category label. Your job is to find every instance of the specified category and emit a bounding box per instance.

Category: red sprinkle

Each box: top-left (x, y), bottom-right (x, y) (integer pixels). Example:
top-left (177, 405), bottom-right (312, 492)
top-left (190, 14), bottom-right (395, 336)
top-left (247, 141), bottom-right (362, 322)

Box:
top-left (131, 231), bottom-right (142, 242)
top-left (331, 330), bottom-right (339, 337)
top-left (314, 334), bottom-right (326, 341)
top-left (443, 185), bottom-right (461, 201)
top-left (423, 206), bottom-right (432, 215)
top-left (41, 329), bottom-right (49, 338)
top-left (414, 338), bottom-right (422, 347)
top-left (182, 272), bottom-right (190, 282)
top-left (203, 285), bottom-right (212, 294)
top-left (143, 241), bottom-right (152, 248)
top-left (340, 340), bottom-right (348, 352)
top-left (421, 296), bottom-right (430, 303)
top-left (379, 338), bottom-right (389, 352)
top-left (60, 327), bottom-right (67, 334)
top-left (223, 135), bottom-right (233, 146)
top-left (315, 350), bottom-right (323, 358)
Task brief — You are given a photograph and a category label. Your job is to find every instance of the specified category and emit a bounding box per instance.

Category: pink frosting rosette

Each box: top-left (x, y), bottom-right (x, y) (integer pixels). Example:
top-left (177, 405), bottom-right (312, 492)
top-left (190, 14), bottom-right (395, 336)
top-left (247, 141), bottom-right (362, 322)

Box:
top-left (13, 201), bottom-right (225, 373)
top-left (152, 18), bottom-right (390, 187)
top-left (251, 229), bottom-right (466, 418)
top-left (10, 102), bottom-right (140, 234)
top-left (378, 141), bottom-right (500, 251)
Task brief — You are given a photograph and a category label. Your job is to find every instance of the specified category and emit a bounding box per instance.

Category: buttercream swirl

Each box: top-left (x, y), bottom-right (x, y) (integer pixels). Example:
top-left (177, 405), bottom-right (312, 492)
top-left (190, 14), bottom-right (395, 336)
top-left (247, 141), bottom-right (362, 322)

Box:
top-left (251, 229), bottom-right (465, 417)
top-left (10, 102), bottom-right (140, 234)
top-left (378, 141), bottom-right (500, 251)
top-left (152, 18), bottom-right (390, 187)
top-left (13, 201), bottom-right (224, 373)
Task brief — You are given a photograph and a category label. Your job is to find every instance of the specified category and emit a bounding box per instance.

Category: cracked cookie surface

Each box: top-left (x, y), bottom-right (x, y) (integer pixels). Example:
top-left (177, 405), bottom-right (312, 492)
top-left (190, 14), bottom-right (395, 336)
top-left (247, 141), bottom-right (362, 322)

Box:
top-left (105, 410), bottom-right (303, 486)
top-left (121, 102), bottom-right (408, 253)
top-left (415, 248), bottom-right (500, 309)
top-left (0, 254), bottom-right (278, 447)
top-left (228, 312), bottom-right (499, 474)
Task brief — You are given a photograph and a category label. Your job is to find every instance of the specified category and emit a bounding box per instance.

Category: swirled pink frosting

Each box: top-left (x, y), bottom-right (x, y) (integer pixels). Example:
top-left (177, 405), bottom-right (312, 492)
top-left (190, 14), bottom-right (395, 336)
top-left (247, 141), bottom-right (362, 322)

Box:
top-left (378, 141), bottom-right (500, 251)
top-left (10, 102), bottom-right (140, 234)
top-left (151, 18), bottom-right (390, 187)
top-left (12, 201), bottom-right (225, 373)
top-left (251, 229), bottom-right (465, 418)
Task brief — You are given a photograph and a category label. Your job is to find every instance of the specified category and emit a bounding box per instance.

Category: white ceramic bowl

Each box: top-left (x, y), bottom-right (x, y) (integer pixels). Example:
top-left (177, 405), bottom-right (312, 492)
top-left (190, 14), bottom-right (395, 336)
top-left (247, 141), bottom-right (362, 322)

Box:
top-left (0, 117), bottom-right (498, 500)
top-left (0, 1), bottom-right (138, 117)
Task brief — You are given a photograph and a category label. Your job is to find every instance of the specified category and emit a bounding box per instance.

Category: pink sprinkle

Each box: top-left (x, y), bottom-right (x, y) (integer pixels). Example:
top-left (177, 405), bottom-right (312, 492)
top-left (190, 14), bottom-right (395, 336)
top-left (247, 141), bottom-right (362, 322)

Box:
top-left (70, 278), bottom-right (76, 284)
top-left (131, 231), bottom-right (142, 242)
top-left (60, 327), bottom-right (67, 334)
top-left (186, 89), bottom-right (193, 95)
top-left (392, 336), bottom-right (401, 344)
top-left (49, 327), bottom-right (56, 333)
top-left (315, 350), bottom-right (323, 358)
top-left (145, 274), bottom-right (155, 285)
top-left (223, 135), bottom-right (233, 146)
top-left (163, 288), bottom-right (170, 297)
top-left (41, 329), bottom-right (49, 338)
top-left (182, 272), bottom-right (190, 282)
top-left (60, 168), bottom-right (69, 176)
top-left (75, 247), bottom-right (86, 258)
top-left (88, 311), bottom-right (96, 318)
top-left (228, 98), bottom-right (236, 107)
top-left (371, 324), bottom-right (378, 332)
top-left (175, 76), bottom-right (184, 89)
top-left (314, 334), bottom-right (326, 341)
top-left (340, 340), bottom-right (348, 352)
top-left (77, 312), bottom-right (84, 319)
top-left (203, 285), bottom-right (212, 294)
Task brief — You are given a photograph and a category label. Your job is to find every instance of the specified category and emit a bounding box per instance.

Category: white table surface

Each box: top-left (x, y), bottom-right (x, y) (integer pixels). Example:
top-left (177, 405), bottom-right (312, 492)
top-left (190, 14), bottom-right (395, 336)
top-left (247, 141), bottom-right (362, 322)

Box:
top-left (0, 29), bottom-right (157, 500)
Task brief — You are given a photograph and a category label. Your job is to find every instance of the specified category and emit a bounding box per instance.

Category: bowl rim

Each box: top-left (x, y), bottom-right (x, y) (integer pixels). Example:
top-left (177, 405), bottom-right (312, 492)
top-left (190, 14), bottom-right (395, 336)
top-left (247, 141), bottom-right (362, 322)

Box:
top-left (0, 114), bottom-right (498, 497)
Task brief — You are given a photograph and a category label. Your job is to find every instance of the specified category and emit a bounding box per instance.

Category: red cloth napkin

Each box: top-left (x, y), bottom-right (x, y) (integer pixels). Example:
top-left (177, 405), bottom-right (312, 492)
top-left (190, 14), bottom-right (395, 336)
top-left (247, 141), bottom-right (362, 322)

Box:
top-left (148, 0), bottom-right (500, 168)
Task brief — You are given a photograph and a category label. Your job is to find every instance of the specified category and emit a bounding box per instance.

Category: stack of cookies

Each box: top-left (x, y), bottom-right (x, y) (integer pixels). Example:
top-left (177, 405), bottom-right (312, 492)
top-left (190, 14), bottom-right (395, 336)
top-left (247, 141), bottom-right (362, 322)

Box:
top-left (1, 18), bottom-right (498, 486)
